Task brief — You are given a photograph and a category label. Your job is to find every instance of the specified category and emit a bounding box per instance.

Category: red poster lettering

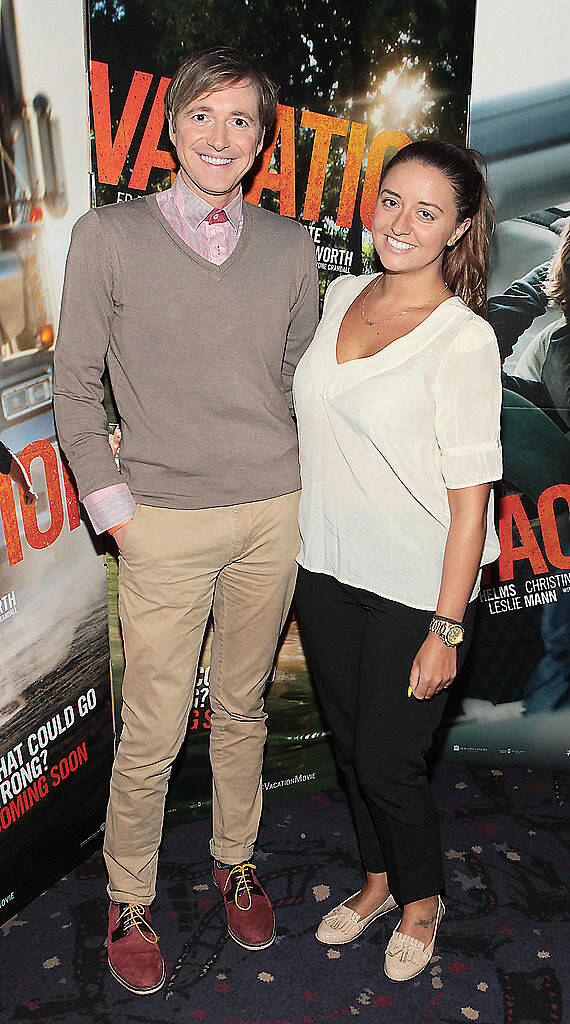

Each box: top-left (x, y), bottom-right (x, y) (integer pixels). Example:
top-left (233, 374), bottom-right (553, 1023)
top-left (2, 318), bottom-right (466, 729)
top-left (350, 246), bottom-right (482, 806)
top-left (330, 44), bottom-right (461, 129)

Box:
top-left (19, 441), bottom-right (64, 550)
top-left (360, 130), bottom-right (411, 230)
top-left (498, 493), bottom-right (548, 581)
top-left (300, 111), bottom-right (349, 222)
top-left (61, 459), bottom-right (81, 531)
top-left (129, 76), bottom-right (176, 191)
top-left (336, 122), bottom-right (367, 228)
top-left (537, 483), bottom-right (570, 570)
top-left (0, 475), bottom-right (23, 567)
top-left (90, 61), bottom-right (153, 186)
top-left (245, 105), bottom-right (296, 217)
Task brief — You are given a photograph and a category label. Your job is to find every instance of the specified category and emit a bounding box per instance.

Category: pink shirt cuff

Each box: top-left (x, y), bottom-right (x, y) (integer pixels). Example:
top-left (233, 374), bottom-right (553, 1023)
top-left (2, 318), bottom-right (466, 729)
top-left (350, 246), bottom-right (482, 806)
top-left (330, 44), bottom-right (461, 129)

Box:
top-left (83, 484), bottom-right (137, 535)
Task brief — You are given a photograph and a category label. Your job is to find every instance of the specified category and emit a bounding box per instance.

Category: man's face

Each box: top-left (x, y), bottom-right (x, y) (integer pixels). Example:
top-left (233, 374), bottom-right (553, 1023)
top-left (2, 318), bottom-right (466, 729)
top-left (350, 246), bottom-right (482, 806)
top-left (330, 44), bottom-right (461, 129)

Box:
top-left (169, 80), bottom-right (263, 206)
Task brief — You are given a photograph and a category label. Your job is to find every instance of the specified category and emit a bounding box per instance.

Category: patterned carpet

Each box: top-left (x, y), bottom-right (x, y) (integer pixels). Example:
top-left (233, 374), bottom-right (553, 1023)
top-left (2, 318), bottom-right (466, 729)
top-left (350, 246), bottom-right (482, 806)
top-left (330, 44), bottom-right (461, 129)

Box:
top-left (1, 764), bottom-right (568, 1024)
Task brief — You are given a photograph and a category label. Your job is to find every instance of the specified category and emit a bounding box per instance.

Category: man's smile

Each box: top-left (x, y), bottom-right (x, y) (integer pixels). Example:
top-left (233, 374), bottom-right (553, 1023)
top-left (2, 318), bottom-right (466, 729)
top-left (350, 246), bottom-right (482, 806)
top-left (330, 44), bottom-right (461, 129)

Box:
top-left (199, 153), bottom-right (233, 165)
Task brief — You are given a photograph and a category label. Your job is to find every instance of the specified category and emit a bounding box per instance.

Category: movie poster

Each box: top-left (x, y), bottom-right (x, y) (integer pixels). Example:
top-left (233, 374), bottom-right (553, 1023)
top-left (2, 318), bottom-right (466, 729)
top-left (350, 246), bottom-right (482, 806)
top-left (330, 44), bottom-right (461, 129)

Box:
top-left (0, 0), bottom-right (114, 925)
top-left (88, 0), bottom-right (478, 820)
top-left (438, 2), bottom-right (570, 768)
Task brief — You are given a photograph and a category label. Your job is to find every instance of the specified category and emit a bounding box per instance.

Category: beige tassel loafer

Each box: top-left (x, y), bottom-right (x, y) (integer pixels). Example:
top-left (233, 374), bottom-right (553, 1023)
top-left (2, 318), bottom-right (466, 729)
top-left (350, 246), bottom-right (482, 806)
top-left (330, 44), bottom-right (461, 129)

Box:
top-left (384, 895), bottom-right (445, 982)
top-left (316, 892), bottom-right (398, 945)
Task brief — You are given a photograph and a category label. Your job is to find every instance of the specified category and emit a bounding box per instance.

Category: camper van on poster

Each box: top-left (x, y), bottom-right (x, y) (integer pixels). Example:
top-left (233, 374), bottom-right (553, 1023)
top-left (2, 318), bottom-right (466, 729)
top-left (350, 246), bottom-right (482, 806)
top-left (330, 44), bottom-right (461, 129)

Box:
top-left (0, 0), bottom-right (114, 928)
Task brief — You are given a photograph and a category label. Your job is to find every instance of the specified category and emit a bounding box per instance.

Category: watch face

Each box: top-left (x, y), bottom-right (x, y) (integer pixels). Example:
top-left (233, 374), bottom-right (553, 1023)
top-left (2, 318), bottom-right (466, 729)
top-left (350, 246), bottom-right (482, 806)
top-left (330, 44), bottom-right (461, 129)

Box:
top-left (447, 624), bottom-right (464, 646)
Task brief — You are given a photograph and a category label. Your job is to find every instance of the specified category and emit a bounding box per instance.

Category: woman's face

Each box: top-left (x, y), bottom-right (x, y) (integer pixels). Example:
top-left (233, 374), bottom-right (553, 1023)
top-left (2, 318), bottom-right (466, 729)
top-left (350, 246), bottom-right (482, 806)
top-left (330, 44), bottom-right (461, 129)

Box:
top-left (371, 159), bottom-right (471, 275)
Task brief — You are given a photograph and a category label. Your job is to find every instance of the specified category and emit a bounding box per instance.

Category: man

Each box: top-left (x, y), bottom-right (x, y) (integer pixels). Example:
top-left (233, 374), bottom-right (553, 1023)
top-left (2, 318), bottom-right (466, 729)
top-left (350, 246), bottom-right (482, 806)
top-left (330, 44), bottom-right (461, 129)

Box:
top-left (54, 47), bottom-right (318, 995)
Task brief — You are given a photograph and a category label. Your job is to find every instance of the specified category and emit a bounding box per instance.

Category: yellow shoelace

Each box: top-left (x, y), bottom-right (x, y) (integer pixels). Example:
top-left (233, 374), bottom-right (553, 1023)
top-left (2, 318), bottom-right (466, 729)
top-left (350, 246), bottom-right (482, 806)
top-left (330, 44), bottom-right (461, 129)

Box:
top-left (223, 862), bottom-right (257, 911)
top-left (117, 903), bottom-right (159, 944)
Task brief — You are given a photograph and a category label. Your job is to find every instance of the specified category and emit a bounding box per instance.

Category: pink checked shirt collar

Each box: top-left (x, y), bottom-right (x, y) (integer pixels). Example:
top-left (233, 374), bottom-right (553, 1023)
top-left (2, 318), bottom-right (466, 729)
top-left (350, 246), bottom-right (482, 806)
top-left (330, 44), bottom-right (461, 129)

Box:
top-left (156, 174), bottom-right (243, 265)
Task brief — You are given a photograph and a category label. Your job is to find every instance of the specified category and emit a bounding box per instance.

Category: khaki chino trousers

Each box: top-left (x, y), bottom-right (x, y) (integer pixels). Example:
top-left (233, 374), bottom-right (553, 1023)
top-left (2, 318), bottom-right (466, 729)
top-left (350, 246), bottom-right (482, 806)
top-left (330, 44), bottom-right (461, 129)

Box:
top-left (104, 491), bottom-right (300, 904)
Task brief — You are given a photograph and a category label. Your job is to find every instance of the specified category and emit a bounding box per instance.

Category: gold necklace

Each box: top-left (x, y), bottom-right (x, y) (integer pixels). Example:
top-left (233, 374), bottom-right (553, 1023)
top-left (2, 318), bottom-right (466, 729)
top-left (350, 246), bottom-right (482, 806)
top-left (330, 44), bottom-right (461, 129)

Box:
top-left (361, 274), bottom-right (449, 326)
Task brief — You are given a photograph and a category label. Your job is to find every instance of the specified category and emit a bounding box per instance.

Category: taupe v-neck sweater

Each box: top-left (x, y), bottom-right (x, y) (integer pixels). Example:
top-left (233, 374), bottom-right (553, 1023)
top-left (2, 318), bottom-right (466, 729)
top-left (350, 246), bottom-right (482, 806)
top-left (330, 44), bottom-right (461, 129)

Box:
top-left (53, 195), bottom-right (318, 508)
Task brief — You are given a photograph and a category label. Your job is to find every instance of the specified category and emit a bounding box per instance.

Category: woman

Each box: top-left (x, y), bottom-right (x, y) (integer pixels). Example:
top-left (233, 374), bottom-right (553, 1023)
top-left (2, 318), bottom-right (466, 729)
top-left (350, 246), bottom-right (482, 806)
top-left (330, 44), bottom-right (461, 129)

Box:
top-left (0, 439), bottom-right (37, 505)
top-left (293, 140), bottom-right (502, 982)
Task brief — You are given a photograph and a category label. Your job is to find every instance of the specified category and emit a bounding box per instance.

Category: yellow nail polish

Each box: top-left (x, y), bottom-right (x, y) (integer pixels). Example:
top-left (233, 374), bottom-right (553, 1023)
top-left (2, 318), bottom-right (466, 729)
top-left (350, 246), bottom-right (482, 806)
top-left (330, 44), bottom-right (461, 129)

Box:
top-left (407, 685), bottom-right (412, 697)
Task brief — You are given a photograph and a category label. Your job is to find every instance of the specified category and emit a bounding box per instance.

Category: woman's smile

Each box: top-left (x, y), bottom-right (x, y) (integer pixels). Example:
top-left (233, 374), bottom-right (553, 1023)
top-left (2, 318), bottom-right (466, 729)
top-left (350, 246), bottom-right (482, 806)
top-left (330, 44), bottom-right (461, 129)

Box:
top-left (383, 234), bottom-right (417, 253)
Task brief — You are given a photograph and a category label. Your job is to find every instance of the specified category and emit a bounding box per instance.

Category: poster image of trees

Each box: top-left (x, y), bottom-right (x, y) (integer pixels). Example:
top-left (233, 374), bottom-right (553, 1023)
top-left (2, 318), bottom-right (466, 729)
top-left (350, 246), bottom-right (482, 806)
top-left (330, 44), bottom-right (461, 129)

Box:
top-left (89, 0), bottom-right (476, 292)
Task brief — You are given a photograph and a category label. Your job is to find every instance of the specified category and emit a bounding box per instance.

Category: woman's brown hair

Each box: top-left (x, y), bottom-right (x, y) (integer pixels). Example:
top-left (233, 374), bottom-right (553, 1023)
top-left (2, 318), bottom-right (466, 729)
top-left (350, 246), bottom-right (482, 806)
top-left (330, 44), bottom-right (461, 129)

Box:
top-left (381, 140), bottom-right (495, 317)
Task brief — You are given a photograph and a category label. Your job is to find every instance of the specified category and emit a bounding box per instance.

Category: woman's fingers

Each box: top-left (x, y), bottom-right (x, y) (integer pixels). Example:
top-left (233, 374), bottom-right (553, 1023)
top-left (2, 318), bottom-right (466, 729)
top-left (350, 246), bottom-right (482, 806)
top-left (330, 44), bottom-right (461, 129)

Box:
top-left (412, 671), bottom-right (456, 700)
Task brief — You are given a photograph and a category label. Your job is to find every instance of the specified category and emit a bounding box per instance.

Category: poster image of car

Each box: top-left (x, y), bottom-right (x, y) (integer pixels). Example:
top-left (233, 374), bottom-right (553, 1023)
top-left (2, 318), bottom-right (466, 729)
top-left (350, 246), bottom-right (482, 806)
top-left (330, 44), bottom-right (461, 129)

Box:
top-left (0, 0), bottom-right (114, 925)
top-left (437, 34), bottom-right (570, 766)
top-left (88, 0), bottom-right (478, 821)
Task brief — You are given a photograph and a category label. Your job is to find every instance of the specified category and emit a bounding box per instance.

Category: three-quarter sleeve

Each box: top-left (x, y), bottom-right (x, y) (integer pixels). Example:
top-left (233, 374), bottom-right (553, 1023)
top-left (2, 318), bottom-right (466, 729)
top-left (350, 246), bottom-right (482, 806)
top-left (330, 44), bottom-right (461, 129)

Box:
top-left (435, 320), bottom-right (503, 489)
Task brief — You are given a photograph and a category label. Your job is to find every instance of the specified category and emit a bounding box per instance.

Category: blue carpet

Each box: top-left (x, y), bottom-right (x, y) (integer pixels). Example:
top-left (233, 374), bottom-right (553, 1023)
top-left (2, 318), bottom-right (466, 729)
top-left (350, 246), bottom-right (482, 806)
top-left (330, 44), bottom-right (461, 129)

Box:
top-left (1, 764), bottom-right (568, 1024)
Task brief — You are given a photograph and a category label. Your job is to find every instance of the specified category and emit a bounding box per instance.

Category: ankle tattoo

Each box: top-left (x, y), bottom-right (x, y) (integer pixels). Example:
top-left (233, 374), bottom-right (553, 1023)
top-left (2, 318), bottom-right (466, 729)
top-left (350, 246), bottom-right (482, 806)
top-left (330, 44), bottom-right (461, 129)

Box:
top-left (415, 912), bottom-right (437, 929)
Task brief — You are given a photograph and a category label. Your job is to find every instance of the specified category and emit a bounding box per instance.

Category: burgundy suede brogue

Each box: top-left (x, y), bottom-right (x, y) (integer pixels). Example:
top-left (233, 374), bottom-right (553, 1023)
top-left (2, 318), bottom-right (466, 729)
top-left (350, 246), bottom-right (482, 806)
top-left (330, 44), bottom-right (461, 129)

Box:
top-left (213, 861), bottom-right (276, 950)
top-left (107, 902), bottom-right (166, 994)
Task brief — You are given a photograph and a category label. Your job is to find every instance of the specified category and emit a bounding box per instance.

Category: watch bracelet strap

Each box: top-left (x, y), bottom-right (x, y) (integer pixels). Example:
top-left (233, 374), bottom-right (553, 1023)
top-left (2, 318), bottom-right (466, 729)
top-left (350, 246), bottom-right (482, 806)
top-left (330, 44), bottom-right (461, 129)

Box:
top-left (428, 616), bottom-right (464, 646)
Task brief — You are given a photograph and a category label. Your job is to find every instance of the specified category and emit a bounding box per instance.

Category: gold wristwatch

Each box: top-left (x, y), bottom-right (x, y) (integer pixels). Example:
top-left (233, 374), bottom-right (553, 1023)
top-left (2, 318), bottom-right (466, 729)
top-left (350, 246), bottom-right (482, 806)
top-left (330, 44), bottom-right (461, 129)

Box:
top-left (428, 615), bottom-right (465, 647)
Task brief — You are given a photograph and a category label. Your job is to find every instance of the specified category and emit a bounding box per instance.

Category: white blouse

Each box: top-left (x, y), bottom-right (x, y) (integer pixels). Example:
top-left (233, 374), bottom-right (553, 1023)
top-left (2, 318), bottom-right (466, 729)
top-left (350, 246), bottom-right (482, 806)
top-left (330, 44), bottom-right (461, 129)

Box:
top-left (293, 273), bottom-right (503, 610)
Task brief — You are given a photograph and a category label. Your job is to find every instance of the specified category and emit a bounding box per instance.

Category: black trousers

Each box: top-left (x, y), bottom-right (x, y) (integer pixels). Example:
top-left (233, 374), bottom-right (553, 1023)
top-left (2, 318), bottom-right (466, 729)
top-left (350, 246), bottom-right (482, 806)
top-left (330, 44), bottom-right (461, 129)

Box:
top-left (295, 566), bottom-right (476, 906)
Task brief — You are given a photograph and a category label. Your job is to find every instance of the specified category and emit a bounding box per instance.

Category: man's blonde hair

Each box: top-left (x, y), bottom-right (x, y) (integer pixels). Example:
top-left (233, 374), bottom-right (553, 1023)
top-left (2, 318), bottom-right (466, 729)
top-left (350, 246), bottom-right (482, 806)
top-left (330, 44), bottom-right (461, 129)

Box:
top-left (164, 47), bottom-right (278, 141)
